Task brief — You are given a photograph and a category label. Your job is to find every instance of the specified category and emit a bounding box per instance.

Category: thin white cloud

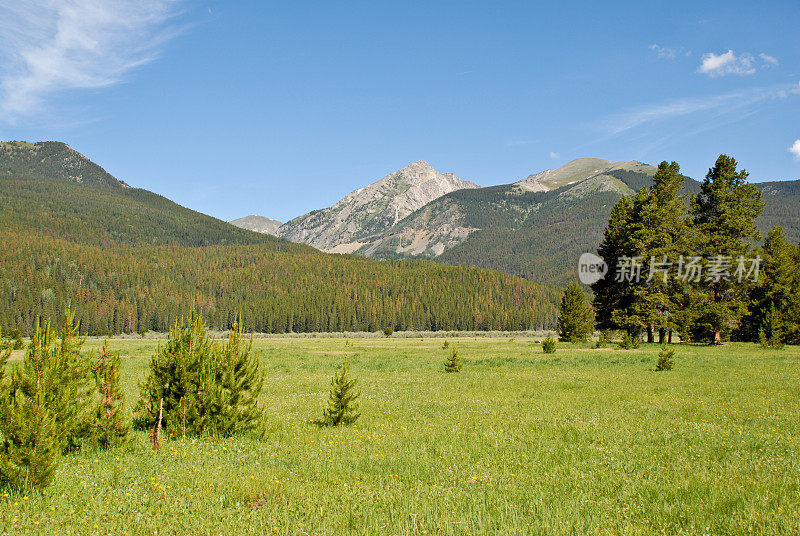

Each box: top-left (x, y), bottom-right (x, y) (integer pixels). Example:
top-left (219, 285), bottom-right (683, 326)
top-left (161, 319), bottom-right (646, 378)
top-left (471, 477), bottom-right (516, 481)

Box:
top-left (697, 50), bottom-right (778, 77)
top-left (549, 151), bottom-right (560, 160)
top-left (649, 44), bottom-right (676, 60)
top-left (595, 82), bottom-right (799, 135)
top-left (760, 53), bottom-right (779, 66)
top-left (790, 140), bottom-right (800, 161)
top-left (0, 0), bottom-right (184, 122)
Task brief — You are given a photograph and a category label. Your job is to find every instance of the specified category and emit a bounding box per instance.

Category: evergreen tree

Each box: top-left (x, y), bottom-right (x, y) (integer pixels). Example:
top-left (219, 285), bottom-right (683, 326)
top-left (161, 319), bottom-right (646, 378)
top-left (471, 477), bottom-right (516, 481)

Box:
top-left (318, 360), bottom-right (360, 427)
top-left (542, 333), bottom-right (556, 354)
top-left (136, 312), bottom-right (264, 437)
top-left (740, 227), bottom-right (798, 343)
top-left (628, 162), bottom-right (690, 342)
top-left (443, 347), bottom-right (463, 372)
top-left (213, 322), bottom-right (264, 435)
top-left (758, 305), bottom-right (784, 349)
top-left (0, 320), bottom-right (64, 489)
top-left (92, 341), bottom-right (129, 448)
top-left (655, 344), bottom-right (675, 371)
top-left (689, 155), bottom-right (764, 344)
top-left (557, 282), bottom-right (595, 342)
top-left (593, 196), bottom-right (635, 331)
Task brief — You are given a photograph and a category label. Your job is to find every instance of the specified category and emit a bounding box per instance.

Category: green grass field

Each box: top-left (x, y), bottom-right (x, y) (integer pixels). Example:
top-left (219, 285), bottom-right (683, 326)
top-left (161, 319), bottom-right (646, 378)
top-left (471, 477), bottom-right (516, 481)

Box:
top-left (1, 337), bottom-right (798, 535)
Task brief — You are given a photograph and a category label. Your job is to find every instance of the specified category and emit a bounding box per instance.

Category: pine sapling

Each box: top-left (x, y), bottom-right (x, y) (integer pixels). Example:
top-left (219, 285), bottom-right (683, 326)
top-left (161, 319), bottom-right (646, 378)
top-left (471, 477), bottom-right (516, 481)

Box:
top-left (655, 344), bottom-right (674, 371)
top-left (318, 359), bottom-right (360, 427)
top-left (542, 333), bottom-right (556, 354)
top-left (0, 320), bottom-right (62, 490)
top-left (92, 341), bottom-right (129, 448)
top-left (443, 347), bottom-right (462, 372)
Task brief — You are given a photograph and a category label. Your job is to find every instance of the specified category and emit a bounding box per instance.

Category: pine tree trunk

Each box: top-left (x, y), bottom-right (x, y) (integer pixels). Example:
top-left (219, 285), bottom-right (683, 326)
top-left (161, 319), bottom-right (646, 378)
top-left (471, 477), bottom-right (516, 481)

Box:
top-left (668, 330), bottom-right (673, 344)
top-left (714, 331), bottom-right (722, 345)
top-left (647, 326), bottom-right (654, 343)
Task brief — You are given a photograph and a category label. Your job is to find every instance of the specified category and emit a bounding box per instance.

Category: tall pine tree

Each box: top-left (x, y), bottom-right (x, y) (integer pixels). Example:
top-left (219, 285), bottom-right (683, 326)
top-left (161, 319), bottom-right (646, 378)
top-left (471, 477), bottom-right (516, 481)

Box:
top-left (557, 282), bottom-right (595, 342)
top-left (689, 155), bottom-right (764, 344)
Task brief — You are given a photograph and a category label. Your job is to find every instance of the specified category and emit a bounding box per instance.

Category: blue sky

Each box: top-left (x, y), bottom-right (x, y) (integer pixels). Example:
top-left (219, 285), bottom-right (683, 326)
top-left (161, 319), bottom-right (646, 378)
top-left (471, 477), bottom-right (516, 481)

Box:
top-left (1, 0), bottom-right (798, 222)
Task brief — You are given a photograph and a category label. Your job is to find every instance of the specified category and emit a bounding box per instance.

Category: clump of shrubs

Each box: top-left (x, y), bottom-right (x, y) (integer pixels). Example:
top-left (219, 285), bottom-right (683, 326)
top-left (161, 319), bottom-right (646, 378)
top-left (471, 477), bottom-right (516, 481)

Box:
top-left (542, 333), bottom-right (557, 354)
top-left (443, 347), bottom-right (463, 372)
top-left (317, 359), bottom-right (360, 426)
top-left (595, 330), bottom-right (612, 348)
top-left (655, 344), bottom-right (674, 371)
top-left (618, 332), bottom-right (641, 350)
top-left (383, 326), bottom-right (394, 337)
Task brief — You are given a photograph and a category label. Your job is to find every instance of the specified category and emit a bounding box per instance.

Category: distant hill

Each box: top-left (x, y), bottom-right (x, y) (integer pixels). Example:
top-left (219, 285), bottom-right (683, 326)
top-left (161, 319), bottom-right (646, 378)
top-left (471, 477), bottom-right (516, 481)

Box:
top-left (0, 141), bottom-right (127, 188)
top-left (230, 215), bottom-right (283, 236)
top-left (279, 161), bottom-right (480, 253)
top-left (0, 141), bottom-right (280, 247)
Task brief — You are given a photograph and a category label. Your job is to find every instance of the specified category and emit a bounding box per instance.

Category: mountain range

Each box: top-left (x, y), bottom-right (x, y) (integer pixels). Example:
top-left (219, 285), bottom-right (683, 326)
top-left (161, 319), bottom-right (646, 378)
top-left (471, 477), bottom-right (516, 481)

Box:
top-left (234, 158), bottom-right (800, 284)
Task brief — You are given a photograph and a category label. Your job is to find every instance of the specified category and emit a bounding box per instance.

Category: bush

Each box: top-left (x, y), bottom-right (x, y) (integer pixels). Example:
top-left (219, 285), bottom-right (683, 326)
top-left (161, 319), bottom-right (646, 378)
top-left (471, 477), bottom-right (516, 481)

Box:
top-left (443, 348), bottom-right (463, 372)
top-left (383, 327), bottom-right (394, 337)
top-left (136, 313), bottom-right (264, 438)
top-left (594, 330), bottom-right (611, 348)
top-left (542, 333), bottom-right (556, 354)
top-left (317, 359), bottom-right (360, 426)
top-left (618, 332), bottom-right (641, 350)
top-left (655, 344), bottom-right (674, 371)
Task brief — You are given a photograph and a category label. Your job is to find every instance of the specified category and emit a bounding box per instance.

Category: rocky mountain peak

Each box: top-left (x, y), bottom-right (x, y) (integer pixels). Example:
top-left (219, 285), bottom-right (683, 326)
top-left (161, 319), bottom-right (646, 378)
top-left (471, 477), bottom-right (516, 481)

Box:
top-left (279, 161), bottom-right (479, 252)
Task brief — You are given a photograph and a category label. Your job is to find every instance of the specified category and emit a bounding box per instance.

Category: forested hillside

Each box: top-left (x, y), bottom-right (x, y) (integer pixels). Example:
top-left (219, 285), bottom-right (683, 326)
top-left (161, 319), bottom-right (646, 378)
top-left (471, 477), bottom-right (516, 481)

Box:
top-left (0, 175), bottom-right (283, 247)
top-left (0, 142), bottom-right (558, 335)
top-left (0, 231), bottom-right (558, 335)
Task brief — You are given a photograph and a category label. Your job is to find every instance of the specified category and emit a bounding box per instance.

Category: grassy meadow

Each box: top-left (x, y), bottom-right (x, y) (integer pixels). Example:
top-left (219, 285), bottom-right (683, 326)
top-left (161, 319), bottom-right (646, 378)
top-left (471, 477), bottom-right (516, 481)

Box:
top-left (1, 337), bottom-right (798, 535)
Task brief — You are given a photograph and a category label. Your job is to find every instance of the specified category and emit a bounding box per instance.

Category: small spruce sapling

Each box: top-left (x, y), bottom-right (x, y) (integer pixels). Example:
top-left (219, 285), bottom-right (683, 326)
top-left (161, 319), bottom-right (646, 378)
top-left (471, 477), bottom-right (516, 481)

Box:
top-left (383, 327), bottom-right (393, 337)
top-left (318, 360), bottom-right (360, 426)
top-left (443, 347), bottom-right (463, 372)
top-left (542, 333), bottom-right (556, 354)
top-left (655, 344), bottom-right (674, 371)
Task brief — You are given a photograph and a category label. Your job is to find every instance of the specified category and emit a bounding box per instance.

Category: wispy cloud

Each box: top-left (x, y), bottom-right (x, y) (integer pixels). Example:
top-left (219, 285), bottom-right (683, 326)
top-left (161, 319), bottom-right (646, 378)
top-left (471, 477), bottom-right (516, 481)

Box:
top-left (760, 53), bottom-right (779, 66)
top-left (790, 140), bottom-right (800, 161)
top-left (697, 50), bottom-right (777, 77)
top-left (0, 0), bottom-right (184, 122)
top-left (649, 44), bottom-right (676, 60)
top-left (549, 151), bottom-right (560, 160)
top-left (595, 82), bottom-right (799, 135)
top-left (649, 44), bottom-right (691, 60)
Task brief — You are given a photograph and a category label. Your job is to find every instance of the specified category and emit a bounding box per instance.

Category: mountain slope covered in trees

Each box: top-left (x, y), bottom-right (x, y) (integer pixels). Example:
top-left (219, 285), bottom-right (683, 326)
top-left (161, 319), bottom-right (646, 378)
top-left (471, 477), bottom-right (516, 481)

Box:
top-left (0, 142), bottom-right (283, 248)
top-left (0, 142), bottom-right (558, 335)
